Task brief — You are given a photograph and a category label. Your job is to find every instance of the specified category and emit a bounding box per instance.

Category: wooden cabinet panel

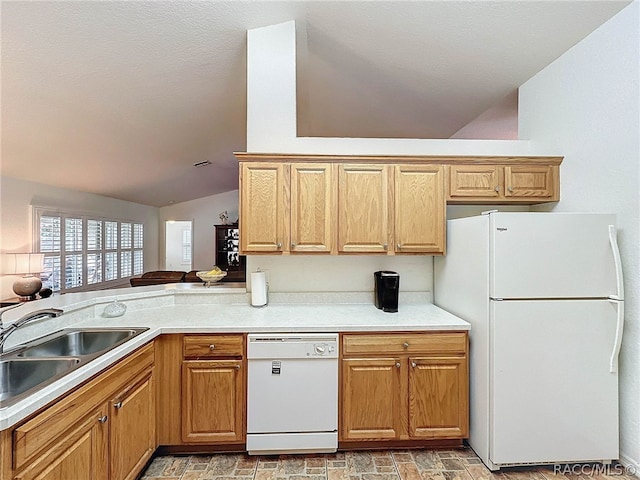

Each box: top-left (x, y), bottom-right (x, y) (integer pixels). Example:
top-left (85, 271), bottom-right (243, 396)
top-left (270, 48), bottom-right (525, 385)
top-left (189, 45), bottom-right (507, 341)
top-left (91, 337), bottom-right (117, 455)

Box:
top-left (338, 164), bottom-right (391, 253)
top-left (290, 163), bottom-right (336, 253)
top-left (109, 371), bottom-right (156, 480)
top-left (155, 334), bottom-right (183, 445)
top-left (341, 358), bottom-right (402, 441)
top-left (447, 165), bottom-right (501, 199)
top-left (504, 165), bottom-right (557, 199)
top-left (394, 165), bottom-right (445, 254)
top-left (408, 357), bottom-right (469, 439)
top-left (240, 163), bottom-right (287, 253)
top-left (14, 407), bottom-right (108, 480)
top-left (183, 334), bottom-right (244, 358)
top-left (343, 333), bottom-right (467, 356)
top-left (181, 360), bottom-right (244, 444)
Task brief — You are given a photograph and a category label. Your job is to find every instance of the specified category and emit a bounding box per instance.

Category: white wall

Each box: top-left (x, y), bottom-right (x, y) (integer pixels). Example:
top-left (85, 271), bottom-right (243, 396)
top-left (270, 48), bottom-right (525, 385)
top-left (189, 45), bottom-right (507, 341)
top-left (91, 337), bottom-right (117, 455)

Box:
top-left (0, 175), bottom-right (159, 298)
top-left (519, 1), bottom-right (640, 469)
top-left (449, 90), bottom-right (518, 140)
top-left (246, 21), bottom-right (555, 157)
top-left (158, 190), bottom-right (238, 271)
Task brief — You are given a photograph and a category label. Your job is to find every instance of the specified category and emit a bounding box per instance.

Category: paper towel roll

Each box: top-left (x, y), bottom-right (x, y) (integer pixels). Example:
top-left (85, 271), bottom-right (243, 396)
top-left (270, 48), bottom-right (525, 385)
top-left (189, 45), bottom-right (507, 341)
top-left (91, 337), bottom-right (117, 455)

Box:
top-left (251, 271), bottom-right (268, 307)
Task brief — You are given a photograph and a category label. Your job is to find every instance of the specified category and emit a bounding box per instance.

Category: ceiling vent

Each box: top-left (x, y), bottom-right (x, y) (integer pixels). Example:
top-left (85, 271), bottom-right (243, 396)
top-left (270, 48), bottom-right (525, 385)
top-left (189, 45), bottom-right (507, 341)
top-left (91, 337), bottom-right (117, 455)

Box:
top-left (193, 160), bottom-right (212, 167)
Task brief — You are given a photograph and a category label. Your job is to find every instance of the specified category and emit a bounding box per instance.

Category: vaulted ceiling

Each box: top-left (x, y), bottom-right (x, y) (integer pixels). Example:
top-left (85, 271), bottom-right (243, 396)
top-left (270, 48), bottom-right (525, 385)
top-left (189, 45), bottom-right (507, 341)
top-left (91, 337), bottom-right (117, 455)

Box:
top-left (1, 1), bottom-right (630, 207)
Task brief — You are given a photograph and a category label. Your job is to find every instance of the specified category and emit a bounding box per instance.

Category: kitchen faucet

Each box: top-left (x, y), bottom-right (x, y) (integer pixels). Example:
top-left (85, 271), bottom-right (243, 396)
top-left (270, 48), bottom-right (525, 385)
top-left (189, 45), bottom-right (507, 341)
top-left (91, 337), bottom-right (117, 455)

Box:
top-left (0, 304), bottom-right (63, 353)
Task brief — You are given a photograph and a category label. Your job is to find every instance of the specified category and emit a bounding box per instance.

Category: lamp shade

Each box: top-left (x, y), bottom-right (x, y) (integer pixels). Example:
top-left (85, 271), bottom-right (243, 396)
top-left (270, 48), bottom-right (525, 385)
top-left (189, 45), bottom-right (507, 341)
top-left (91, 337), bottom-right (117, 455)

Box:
top-left (3, 253), bottom-right (45, 275)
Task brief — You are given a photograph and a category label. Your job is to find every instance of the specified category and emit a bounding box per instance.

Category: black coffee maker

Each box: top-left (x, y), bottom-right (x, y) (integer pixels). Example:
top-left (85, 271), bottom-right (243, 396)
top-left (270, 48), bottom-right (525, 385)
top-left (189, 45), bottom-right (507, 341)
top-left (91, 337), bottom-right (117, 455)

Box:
top-left (374, 270), bottom-right (400, 313)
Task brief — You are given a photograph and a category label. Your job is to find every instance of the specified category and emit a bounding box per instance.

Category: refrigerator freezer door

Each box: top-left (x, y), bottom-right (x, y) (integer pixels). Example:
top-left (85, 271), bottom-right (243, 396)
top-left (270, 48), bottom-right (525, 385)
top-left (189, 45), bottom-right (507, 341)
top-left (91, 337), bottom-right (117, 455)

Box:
top-left (490, 299), bottom-right (619, 465)
top-left (490, 212), bottom-right (617, 299)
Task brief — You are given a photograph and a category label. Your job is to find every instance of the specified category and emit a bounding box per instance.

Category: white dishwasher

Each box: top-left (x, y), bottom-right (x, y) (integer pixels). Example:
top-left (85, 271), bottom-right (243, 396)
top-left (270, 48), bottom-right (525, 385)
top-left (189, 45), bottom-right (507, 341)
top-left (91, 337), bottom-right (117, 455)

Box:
top-left (246, 333), bottom-right (339, 455)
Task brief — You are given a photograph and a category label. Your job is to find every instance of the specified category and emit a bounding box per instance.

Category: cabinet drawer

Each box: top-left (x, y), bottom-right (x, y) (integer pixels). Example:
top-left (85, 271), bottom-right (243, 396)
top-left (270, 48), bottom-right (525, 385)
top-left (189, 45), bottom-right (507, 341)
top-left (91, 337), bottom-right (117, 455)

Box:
top-left (342, 333), bottom-right (467, 356)
top-left (183, 335), bottom-right (244, 358)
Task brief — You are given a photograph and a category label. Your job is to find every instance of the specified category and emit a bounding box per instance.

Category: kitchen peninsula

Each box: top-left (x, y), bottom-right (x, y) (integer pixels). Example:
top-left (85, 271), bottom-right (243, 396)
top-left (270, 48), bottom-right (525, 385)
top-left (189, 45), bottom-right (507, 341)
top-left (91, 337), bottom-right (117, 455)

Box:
top-left (0, 284), bottom-right (469, 480)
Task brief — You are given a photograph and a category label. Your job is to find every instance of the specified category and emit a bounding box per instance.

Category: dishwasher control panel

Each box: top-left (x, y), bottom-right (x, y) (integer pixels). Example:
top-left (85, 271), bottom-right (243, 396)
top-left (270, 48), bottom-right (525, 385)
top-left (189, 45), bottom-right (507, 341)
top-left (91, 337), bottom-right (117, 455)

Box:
top-left (306, 342), bottom-right (336, 357)
top-left (247, 333), bottom-right (339, 359)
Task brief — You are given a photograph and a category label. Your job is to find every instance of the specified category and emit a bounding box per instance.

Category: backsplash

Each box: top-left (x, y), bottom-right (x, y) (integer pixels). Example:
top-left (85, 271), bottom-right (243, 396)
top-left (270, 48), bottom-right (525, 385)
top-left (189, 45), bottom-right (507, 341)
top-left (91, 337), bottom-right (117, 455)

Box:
top-left (245, 255), bottom-right (432, 294)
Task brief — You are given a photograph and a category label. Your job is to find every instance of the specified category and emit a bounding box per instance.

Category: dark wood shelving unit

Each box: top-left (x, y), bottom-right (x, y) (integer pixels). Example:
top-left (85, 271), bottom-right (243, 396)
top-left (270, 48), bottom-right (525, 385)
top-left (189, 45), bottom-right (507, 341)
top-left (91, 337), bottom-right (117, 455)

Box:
top-left (214, 224), bottom-right (246, 283)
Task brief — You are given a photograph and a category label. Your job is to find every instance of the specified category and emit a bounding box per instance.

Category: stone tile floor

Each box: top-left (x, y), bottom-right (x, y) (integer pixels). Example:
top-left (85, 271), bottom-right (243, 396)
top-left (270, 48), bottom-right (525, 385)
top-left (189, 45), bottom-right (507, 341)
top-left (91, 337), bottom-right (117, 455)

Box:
top-left (139, 448), bottom-right (637, 480)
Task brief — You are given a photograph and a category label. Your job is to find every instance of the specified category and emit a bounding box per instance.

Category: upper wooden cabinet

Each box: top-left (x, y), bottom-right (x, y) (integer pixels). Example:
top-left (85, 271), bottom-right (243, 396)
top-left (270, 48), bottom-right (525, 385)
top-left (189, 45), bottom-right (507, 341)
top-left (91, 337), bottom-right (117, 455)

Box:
top-left (291, 163), bottom-right (336, 253)
top-left (239, 163), bottom-right (286, 253)
top-left (447, 163), bottom-right (559, 203)
top-left (394, 165), bottom-right (445, 254)
top-left (236, 154), bottom-right (562, 255)
top-left (338, 164), bottom-right (391, 253)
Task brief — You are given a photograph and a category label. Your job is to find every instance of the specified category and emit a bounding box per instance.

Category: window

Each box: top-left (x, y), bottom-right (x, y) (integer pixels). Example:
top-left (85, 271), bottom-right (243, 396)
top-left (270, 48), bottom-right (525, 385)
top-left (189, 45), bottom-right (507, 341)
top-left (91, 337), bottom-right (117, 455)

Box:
top-left (34, 208), bottom-right (144, 293)
top-left (182, 228), bottom-right (192, 263)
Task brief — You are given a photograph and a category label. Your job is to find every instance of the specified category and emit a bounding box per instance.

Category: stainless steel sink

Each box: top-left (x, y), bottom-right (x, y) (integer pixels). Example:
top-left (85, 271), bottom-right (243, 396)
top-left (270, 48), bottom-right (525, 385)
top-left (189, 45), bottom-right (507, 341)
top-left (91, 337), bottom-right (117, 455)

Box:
top-left (17, 329), bottom-right (142, 358)
top-left (0, 327), bottom-right (148, 408)
top-left (0, 358), bottom-right (81, 405)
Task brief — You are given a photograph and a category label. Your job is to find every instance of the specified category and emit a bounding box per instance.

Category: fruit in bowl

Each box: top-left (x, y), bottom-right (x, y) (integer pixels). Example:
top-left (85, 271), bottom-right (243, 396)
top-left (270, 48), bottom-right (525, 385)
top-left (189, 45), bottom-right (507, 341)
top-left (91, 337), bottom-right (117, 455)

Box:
top-left (196, 267), bottom-right (227, 287)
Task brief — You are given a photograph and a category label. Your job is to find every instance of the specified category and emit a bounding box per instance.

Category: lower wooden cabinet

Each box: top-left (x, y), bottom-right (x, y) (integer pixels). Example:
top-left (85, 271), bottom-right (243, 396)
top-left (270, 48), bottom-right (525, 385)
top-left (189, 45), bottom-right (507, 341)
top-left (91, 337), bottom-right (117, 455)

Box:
top-left (341, 358), bottom-right (402, 440)
top-left (180, 334), bottom-right (246, 444)
top-left (408, 356), bottom-right (468, 439)
top-left (13, 406), bottom-right (108, 480)
top-left (181, 360), bottom-right (244, 443)
top-left (110, 371), bottom-right (156, 480)
top-left (340, 332), bottom-right (468, 443)
top-left (5, 342), bottom-right (155, 480)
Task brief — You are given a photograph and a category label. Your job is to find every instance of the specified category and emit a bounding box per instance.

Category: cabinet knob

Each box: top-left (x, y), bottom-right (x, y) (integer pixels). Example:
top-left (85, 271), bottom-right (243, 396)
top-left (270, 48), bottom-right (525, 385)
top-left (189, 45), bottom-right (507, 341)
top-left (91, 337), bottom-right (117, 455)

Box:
top-left (396, 243), bottom-right (401, 250)
top-left (403, 342), bottom-right (409, 348)
top-left (494, 186), bottom-right (500, 192)
top-left (277, 242), bottom-right (282, 249)
top-left (236, 364), bottom-right (241, 370)
top-left (395, 362), bottom-right (401, 368)
top-left (291, 242), bottom-right (296, 248)
top-left (383, 243), bottom-right (388, 250)
top-left (113, 401), bottom-right (123, 409)
top-left (508, 186), bottom-right (513, 192)
top-left (98, 415), bottom-right (108, 423)
top-left (411, 362), bottom-right (417, 368)
top-left (209, 344), bottom-right (215, 351)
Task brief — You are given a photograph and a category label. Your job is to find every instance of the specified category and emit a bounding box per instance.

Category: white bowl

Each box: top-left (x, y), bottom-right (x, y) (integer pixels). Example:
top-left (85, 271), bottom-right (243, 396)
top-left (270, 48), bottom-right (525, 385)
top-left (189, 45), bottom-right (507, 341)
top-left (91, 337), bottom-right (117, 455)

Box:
top-left (196, 271), bottom-right (227, 287)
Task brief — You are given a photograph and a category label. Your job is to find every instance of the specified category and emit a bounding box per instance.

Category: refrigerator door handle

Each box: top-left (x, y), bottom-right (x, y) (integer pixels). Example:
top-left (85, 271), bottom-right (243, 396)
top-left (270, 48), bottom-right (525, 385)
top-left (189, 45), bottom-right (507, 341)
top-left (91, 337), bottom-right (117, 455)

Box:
top-left (608, 225), bottom-right (624, 301)
top-left (608, 299), bottom-right (624, 373)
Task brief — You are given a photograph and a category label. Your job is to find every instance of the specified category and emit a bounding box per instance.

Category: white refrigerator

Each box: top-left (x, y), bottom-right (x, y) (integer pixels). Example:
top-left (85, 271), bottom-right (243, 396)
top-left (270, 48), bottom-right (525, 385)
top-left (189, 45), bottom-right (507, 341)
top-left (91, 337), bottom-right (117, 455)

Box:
top-left (434, 212), bottom-right (624, 470)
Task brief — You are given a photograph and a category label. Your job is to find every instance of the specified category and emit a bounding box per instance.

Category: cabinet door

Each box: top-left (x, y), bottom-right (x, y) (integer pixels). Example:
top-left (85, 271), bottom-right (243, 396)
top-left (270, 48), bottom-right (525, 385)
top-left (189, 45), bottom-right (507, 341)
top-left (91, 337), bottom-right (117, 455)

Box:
top-left (110, 371), bottom-right (156, 480)
top-left (394, 165), bottom-right (445, 254)
top-left (341, 358), bottom-right (402, 441)
top-left (290, 163), bottom-right (336, 253)
top-left (447, 165), bottom-right (501, 199)
top-left (338, 164), bottom-right (391, 253)
top-left (182, 360), bottom-right (245, 444)
top-left (504, 165), bottom-right (558, 200)
top-left (14, 408), bottom-right (108, 480)
top-left (240, 163), bottom-right (287, 253)
top-left (408, 356), bottom-right (468, 439)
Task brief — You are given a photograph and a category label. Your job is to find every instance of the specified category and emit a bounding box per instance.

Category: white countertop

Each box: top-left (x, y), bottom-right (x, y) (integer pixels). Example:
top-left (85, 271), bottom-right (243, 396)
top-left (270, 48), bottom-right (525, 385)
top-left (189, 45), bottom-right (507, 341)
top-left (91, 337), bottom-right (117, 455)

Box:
top-left (0, 284), bottom-right (469, 429)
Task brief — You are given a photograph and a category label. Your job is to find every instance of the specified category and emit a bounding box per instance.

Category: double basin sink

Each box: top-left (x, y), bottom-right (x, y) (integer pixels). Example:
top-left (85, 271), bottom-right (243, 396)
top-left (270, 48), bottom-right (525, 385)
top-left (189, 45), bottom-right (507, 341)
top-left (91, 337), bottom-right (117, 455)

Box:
top-left (0, 328), bottom-right (148, 408)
